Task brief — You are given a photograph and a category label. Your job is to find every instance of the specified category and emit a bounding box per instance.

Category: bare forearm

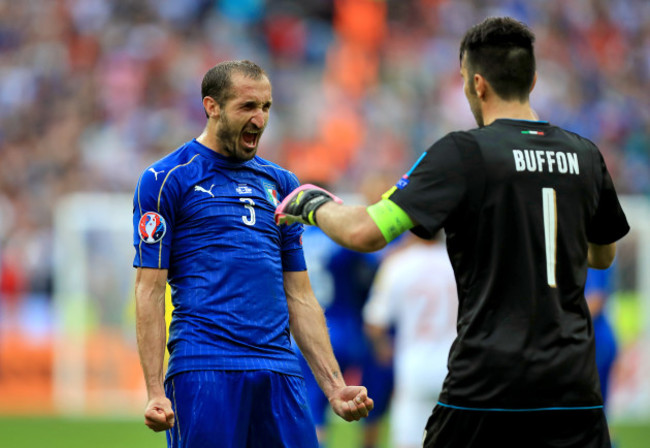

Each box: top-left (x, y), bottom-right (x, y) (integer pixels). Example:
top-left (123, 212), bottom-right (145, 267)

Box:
top-left (135, 268), bottom-right (168, 398)
top-left (289, 298), bottom-right (345, 398)
top-left (284, 270), bottom-right (374, 421)
top-left (315, 202), bottom-right (386, 252)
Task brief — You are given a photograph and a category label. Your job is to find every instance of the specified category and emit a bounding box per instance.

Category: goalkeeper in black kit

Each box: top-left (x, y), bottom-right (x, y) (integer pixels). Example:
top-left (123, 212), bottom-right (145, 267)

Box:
top-left (276, 16), bottom-right (629, 448)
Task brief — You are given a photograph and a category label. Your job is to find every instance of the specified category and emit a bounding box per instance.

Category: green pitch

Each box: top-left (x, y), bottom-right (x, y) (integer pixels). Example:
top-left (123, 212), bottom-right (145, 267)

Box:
top-left (0, 416), bottom-right (647, 447)
top-left (0, 416), bottom-right (165, 448)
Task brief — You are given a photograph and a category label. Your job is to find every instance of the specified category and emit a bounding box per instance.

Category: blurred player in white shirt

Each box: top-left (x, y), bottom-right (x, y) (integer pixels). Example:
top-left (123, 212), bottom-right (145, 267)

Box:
top-left (363, 233), bottom-right (457, 448)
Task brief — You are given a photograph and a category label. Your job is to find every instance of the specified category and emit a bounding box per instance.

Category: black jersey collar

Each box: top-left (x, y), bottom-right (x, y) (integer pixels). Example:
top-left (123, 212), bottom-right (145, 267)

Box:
top-left (493, 118), bottom-right (550, 126)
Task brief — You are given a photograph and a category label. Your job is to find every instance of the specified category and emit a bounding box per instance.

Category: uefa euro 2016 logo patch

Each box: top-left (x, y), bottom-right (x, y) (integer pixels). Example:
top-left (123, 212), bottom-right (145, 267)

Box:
top-left (139, 212), bottom-right (167, 244)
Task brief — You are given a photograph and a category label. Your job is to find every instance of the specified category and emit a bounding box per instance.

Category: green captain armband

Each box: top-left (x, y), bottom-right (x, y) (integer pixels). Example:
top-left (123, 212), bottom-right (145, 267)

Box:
top-left (366, 196), bottom-right (415, 243)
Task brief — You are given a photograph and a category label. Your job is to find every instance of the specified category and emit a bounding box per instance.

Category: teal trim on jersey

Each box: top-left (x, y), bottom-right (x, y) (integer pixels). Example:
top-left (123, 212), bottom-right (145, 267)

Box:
top-left (437, 401), bottom-right (603, 412)
top-left (500, 118), bottom-right (549, 124)
top-left (406, 151), bottom-right (428, 176)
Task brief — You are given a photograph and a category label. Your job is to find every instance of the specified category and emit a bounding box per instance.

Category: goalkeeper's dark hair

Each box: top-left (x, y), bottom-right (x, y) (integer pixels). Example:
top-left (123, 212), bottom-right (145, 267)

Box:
top-left (201, 60), bottom-right (268, 117)
top-left (459, 17), bottom-right (536, 102)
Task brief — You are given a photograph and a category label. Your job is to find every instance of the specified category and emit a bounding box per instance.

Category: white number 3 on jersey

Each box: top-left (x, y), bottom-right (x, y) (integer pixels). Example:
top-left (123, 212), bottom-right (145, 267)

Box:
top-left (240, 198), bottom-right (256, 226)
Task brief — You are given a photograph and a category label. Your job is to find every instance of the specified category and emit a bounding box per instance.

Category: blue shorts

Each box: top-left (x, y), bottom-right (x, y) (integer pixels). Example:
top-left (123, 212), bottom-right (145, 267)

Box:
top-left (165, 370), bottom-right (318, 448)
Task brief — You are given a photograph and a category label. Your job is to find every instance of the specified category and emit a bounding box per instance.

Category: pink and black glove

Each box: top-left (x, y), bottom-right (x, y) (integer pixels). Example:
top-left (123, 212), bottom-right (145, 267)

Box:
top-left (274, 184), bottom-right (343, 226)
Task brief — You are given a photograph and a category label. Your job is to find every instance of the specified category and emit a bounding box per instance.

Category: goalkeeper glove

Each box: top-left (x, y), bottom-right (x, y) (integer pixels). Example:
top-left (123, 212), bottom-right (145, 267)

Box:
top-left (275, 184), bottom-right (343, 226)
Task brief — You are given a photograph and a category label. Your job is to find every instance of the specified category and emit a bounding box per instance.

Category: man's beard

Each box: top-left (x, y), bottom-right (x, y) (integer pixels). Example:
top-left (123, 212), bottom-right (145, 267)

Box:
top-left (216, 112), bottom-right (258, 161)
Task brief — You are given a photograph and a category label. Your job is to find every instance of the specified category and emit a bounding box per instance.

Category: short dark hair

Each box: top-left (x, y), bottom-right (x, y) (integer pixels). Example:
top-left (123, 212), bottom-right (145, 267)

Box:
top-left (201, 60), bottom-right (268, 109)
top-left (459, 17), bottom-right (536, 102)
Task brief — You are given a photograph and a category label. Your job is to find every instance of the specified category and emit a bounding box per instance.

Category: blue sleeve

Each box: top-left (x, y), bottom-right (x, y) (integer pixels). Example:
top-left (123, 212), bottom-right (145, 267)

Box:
top-left (279, 170), bottom-right (306, 272)
top-left (584, 267), bottom-right (612, 297)
top-left (132, 166), bottom-right (177, 269)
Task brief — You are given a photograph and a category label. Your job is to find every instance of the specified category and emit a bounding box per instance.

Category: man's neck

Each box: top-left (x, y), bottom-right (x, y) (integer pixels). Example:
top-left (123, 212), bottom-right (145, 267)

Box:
top-left (482, 99), bottom-right (539, 126)
top-left (196, 129), bottom-right (218, 152)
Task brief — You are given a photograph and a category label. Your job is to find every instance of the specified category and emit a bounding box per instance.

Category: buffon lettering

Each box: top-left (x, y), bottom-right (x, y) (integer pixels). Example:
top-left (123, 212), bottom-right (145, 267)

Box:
top-left (512, 149), bottom-right (579, 174)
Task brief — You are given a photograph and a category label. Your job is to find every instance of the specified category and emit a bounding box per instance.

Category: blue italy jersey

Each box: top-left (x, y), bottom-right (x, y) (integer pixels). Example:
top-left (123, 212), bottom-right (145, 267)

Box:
top-left (133, 139), bottom-right (306, 379)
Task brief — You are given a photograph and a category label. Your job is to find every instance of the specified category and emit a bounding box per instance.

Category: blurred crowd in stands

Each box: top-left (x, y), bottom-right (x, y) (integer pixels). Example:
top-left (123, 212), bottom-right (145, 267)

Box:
top-left (0, 0), bottom-right (649, 332)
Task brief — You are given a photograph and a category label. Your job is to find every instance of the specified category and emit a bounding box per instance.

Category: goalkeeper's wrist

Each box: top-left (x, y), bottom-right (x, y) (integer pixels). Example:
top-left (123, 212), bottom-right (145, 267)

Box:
top-left (306, 196), bottom-right (333, 225)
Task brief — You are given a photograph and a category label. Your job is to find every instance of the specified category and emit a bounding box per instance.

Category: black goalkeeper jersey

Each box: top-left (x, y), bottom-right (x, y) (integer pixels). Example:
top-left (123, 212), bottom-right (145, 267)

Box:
top-left (388, 119), bottom-right (629, 410)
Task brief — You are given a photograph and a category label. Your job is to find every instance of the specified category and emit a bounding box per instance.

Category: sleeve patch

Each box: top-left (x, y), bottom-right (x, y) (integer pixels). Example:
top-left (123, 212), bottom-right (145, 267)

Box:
top-left (138, 212), bottom-right (167, 244)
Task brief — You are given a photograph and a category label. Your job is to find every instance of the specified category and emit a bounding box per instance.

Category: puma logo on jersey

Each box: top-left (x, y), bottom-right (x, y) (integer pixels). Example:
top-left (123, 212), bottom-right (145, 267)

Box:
top-left (195, 184), bottom-right (215, 197)
top-left (512, 149), bottom-right (579, 175)
top-left (148, 167), bottom-right (165, 180)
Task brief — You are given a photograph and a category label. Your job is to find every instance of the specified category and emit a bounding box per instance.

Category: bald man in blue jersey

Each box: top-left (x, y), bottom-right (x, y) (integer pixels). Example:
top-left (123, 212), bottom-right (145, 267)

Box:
top-left (133, 60), bottom-right (373, 448)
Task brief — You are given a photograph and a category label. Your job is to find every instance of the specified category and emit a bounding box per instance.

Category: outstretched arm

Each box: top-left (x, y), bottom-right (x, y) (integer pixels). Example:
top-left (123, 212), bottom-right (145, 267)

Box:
top-left (284, 270), bottom-right (374, 421)
top-left (135, 267), bottom-right (175, 432)
top-left (275, 184), bottom-right (413, 252)
top-left (313, 202), bottom-right (387, 252)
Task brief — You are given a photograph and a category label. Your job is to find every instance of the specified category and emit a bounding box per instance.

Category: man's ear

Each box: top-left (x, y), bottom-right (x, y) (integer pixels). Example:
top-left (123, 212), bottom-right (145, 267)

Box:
top-left (203, 96), bottom-right (220, 119)
top-left (530, 72), bottom-right (537, 93)
top-left (474, 73), bottom-right (487, 100)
